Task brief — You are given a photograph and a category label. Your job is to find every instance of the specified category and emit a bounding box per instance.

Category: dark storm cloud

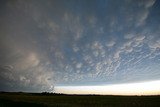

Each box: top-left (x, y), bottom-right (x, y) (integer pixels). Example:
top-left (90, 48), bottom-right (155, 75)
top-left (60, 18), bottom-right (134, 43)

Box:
top-left (0, 0), bottom-right (160, 92)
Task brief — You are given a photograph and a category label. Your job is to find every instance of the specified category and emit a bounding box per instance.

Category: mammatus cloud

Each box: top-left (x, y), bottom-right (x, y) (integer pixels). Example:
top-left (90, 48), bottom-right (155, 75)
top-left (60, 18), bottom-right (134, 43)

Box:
top-left (0, 0), bottom-right (159, 92)
top-left (106, 40), bottom-right (116, 47)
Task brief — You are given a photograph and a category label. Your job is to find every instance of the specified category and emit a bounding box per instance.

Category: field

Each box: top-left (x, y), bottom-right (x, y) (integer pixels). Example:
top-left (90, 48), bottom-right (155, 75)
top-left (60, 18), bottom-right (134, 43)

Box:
top-left (0, 92), bottom-right (160, 107)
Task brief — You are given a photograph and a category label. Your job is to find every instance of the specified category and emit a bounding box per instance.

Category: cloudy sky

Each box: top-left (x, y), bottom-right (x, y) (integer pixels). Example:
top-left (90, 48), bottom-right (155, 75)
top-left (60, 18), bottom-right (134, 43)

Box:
top-left (0, 0), bottom-right (160, 93)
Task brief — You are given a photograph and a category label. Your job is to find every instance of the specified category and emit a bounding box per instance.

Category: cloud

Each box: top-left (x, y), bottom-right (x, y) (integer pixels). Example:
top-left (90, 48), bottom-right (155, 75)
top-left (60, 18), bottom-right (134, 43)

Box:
top-left (106, 40), bottom-right (116, 47)
top-left (0, 0), bottom-right (159, 91)
top-left (136, 10), bottom-right (149, 26)
top-left (88, 15), bottom-right (97, 27)
top-left (148, 38), bottom-right (160, 50)
top-left (91, 41), bottom-right (105, 57)
top-left (76, 63), bottom-right (82, 69)
top-left (124, 33), bottom-right (135, 39)
top-left (135, 35), bottom-right (145, 42)
top-left (113, 50), bottom-right (121, 59)
top-left (14, 52), bottom-right (40, 71)
top-left (72, 44), bottom-right (79, 52)
top-left (1, 65), bottom-right (14, 71)
top-left (135, 0), bottom-right (156, 26)
top-left (115, 0), bottom-right (156, 28)
top-left (63, 12), bottom-right (84, 41)
top-left (19, 76), bottom-right (30, 86)
top-left (144, 0), bottom-right (156, 8)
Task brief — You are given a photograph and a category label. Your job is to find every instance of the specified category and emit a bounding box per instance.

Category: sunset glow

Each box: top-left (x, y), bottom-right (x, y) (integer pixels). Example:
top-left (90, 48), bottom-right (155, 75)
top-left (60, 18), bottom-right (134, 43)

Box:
top-left (55, 80), bottom-right (160, 95)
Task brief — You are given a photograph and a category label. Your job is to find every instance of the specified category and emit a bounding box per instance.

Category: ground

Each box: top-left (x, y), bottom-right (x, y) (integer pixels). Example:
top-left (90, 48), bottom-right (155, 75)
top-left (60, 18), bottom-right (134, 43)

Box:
top-left (0, 92), bottom-right (160, 107)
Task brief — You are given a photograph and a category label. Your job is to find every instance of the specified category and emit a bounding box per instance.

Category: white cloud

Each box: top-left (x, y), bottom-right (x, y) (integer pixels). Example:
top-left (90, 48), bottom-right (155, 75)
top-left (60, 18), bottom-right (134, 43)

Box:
top-left (92, 41), bottom-right (103, 50)
top-left (91, 41), bottom-right (105, 57)
top-left (76, 63), bottom-right (82, 69)
top-left (134, 0), bottom-right (156, 27)
top-left (106, 40), bottom-right (116, 47)
top-left (149, 53), bottom-right (157, 59)
top-left (121, 40), bottom-right (132, 49)
top-left (73, 44), bottom-right (79, 52)
top-left (93, 51), bottom-right (99, 57)
top-left (136, 10), bottom-right (149, 26)
top-left (2, 0), bottom-right (160, 92)
top-left (95, 62), bottom-right (103, 75)
top-left (65, 65), bottom-right (73, 72)
top-left (101, 49), bottom-right (106, 57)
top-left (83, 55), bottom-right (92, 64)
top-left (126, 35), bottom-right (145, 48)
top-left (3, 65), bottom-right (14, 71)
top-left (124, 33), bottom-right (135, 39)
top-left (107, 59), bottom-right (112, 65)
top-left (135, 35), bottom-right (146, 41)
top-left (125, 47), bottom-right (133, 53)
top-left (20, 76), bottom-right (30, 86)
top-left (144, 0), bottom-right (156, 8)
top-left (63, 12), bottom-right (84, 41)
top-left (14, 52), bottom-right (40, 71)
top-left (148, 38), bottom-right (160, 50)
top-left (113, 50), bottom-right (122, 59)
top-left (55, 51), bottom-right (64, 59)
top-left (120, 40), bottom-right (134, 53)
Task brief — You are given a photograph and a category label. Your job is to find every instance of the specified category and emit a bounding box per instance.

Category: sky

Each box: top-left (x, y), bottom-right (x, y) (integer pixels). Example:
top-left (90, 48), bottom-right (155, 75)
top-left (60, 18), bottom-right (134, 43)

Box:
top-left (0, 0), bottom-right (160, 95)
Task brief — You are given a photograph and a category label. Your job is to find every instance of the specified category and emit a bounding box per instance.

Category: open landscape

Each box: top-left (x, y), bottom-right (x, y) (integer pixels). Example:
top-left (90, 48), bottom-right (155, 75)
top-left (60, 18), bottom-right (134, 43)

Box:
top-left (1, 92), bottom-right (160, 107)
top-left (0, 1), bottom-right (160, 107)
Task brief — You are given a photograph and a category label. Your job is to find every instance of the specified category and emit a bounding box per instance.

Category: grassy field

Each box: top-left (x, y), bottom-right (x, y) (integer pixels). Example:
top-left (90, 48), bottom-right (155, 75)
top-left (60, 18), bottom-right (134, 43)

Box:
top-left (0, 92), bottom-right (160, 107)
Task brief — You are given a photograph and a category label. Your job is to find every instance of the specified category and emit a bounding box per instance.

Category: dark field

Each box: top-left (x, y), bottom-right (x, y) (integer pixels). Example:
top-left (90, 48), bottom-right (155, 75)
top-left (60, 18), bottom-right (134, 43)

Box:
top-left (0, 92), bottom-right (160, 107)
